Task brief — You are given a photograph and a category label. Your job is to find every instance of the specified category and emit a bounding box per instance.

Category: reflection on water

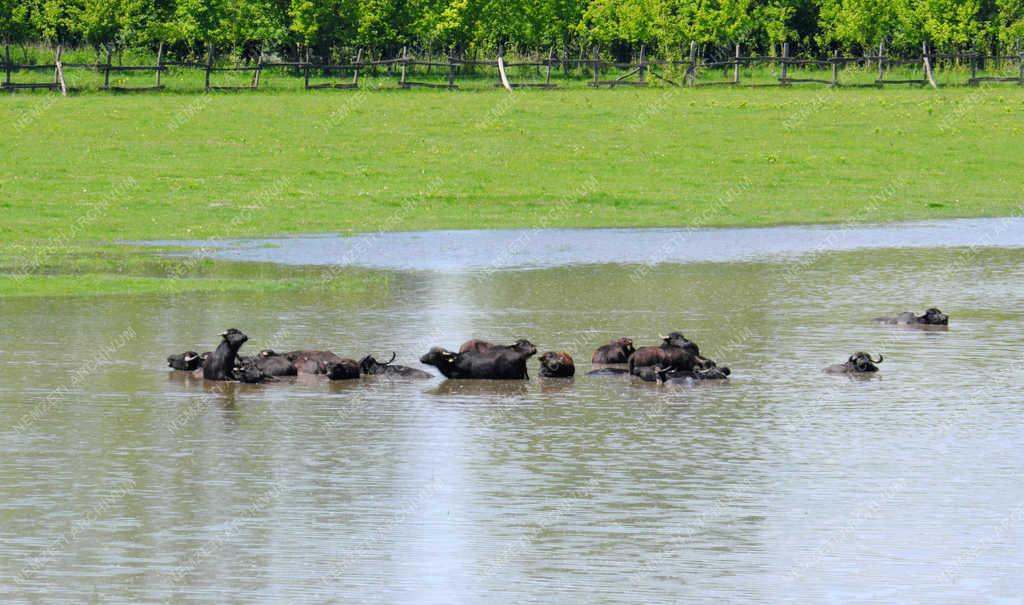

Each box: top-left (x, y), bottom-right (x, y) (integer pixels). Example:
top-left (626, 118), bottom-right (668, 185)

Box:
top-left (2, 245), bottom-right (1024, 603)
top-left (142, 217), bottom-right (1024, 271)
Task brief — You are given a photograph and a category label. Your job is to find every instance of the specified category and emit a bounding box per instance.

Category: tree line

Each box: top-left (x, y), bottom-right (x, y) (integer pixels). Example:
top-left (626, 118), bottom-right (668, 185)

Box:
top-left (3, 0), bottom-right (1023, 62)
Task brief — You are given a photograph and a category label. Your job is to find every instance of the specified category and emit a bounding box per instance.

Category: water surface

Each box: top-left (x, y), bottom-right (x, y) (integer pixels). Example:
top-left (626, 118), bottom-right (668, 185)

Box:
top-left (2, 235), bottom-right (1023, 603)
top-left (143, 217), bottom-right (1024, 271)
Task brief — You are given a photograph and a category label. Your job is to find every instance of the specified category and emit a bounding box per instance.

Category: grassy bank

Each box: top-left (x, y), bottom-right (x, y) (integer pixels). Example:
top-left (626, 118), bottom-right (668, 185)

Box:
top-left (2, 87), bottom-right (1022, 295)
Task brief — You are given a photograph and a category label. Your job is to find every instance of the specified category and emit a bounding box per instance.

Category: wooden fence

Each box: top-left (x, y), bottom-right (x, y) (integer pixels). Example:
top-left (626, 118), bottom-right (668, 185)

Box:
top-left (4, 40), bottom-right (1023, 94)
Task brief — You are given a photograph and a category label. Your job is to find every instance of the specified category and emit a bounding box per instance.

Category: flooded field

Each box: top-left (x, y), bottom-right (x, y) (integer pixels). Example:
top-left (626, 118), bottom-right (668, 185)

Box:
top-left (3, 224), bottom-right (1024, 603)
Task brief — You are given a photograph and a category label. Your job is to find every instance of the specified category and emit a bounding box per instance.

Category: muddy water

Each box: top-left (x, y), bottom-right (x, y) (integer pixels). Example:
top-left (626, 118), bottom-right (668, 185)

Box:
top-left (3, 235), bottom-right (1024, 603)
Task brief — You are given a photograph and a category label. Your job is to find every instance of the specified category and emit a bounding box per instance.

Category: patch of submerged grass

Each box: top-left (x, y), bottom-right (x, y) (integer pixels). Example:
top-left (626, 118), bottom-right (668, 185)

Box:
top-left (0, 242), bottom-right (391, 298)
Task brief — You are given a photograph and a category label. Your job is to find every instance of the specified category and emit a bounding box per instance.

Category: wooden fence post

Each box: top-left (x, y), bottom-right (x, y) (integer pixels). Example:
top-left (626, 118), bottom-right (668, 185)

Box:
top-left (831, 49), bottom-right (839, 86)
top-left (55, 45), bottom-right (66, 96)
top-left (354, 48), bottom-right (363, 86)
top-left (922, 41), bottom-right (937, 89)
top-left (877, 41), bottom-right (885, 83)
top-left (205, 42), bottom-right (213, 90)
top-left (447, 49), bottom-right (457, 88)
top-left (1018, 39), bottom-right (1023, 85)
top-left (970, 45), bottom-right (977, 84)
top-left (4, 43), bottom-right (11, 88)
top-left (155, 41), bottom-right (163, 88)
top-left (686, 41), bottom-right (697, 85)
top-left (103, 44), bottom-right (112, 89)
top-left (592, 44), bottom-right (600, 87)
top-left (780, 42), bottom-right (789, 84)
top-left (252, 48), bottom-right (262, 88)
top-left (400, 46), bottom-right (408, 86)
top-left (303, 47), bottom-right (310, 89)
top-left (638, 44), bottom-right (646, 83)
top-left (545, 47), bottom-right (553, 86)
top-left (733, 43), bottom-right (740, 84)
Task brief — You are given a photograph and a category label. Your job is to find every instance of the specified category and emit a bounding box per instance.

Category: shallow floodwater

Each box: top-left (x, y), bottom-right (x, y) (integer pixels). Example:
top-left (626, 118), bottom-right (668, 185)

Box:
top-left (3, 232), bottom-right (1024, 603)
top-left (145, 216), bottom-right (1024, 271)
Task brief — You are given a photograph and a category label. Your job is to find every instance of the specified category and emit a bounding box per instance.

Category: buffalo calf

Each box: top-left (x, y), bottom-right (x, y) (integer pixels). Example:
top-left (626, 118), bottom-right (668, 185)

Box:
top-left (591, 337), bottom-right (635, 364)
top-left (539, 351), bottom-right (575, 378)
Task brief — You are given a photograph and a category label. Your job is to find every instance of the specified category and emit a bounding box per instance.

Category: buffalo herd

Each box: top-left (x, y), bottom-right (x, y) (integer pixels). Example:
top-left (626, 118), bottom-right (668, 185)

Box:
top-left (166, 308), bottom-right (947, 384)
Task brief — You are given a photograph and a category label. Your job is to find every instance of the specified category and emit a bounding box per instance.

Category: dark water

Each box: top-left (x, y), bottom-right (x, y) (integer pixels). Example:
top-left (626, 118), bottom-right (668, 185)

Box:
top-left (3, 236), bottom-right (1024, 603)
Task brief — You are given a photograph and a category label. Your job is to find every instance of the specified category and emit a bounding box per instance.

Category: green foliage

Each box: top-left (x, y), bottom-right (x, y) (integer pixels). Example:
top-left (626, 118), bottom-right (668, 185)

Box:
top-left (2, 0), bottom-right (1023, 53)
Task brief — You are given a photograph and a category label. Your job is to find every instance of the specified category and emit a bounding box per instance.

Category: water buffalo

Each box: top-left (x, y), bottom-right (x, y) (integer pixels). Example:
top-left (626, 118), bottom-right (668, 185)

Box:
top-left (459, 339), bottom-right (538, 357)
top-left (420, 346), bottom-right (531, 379)
top-left (539, 351), bottom-right (575, 378)
top-left (203, 329), bottom-right (249, 381)
top-left (288, 350), bottom-right (361, 380)
top-left (167, 351), bottom-right (202, 371)
top-left (657, 365), bottom-right (732, 384)
top-left (252, 350), bottom-right (297, 377)
top-left (633, 363), bottom-right (731, 383)
top-left (874, 307), bottom-right (948, 326)
top-left (628, 332), bottom-right (703, 374)
top-left (591, 337), bottom-right (635, 364)
top-left (359, 353), bottom-right (434, 379)
top-left (825, 352), bottom-right (884, 374)
top-left (236, 357), bottom-right (277, 383)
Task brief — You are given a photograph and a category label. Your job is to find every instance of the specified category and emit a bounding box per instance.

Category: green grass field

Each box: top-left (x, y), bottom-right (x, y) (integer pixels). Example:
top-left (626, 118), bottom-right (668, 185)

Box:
top-left (2, 86), bottom-right (1023, 296)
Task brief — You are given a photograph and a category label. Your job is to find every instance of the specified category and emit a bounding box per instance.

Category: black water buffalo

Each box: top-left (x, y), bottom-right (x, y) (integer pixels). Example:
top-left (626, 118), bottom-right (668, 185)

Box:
top-left (628, 332), bottom-right (703, 374)
top-left (591, 337), bottom-right (635, 364)
top-left (420, 346), bottom-right (531, 379)
top-left (236, 357), bottom-right (276, 383)
top-left (288, 350), bottom-right (361, 380)
top-left (539, 351), bottom-right (575, 378)
top-left (252, 350), bottom-right (297, 377)
top-left (825, 352), bottom-right (884, 374)
top-left (633, 362), bottom-right (732, 383)
top-left (657, 365), bottom-right (732, 384)
top-left (359, 353), bottom-right (434, 379)
top-left (203, 329), bottom-right (249, 381)
top-left (459, 339), bottom-right (539, 357)
top-left (874, 307), bottom-right (948, 326)
top-left (167, 351), bottom-right (202, 371)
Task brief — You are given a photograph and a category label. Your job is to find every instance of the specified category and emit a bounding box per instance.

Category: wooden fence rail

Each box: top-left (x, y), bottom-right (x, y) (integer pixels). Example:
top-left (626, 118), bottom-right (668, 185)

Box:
top-left (4, 40), bottom-right (1023, 94)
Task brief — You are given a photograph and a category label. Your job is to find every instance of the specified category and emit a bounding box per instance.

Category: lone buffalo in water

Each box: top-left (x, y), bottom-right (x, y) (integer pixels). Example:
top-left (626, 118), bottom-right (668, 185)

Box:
top-left (874, 308), bottom-right (948, 326)
top-left (420, 346), bottom-right (531, 379)
top-left (203, 329), bottom-right (249, 381)
top-left (287, 350), bottom-right (360, 380)
top-left (825, 352), bottom-right (884, 374)
top-left (628, 332), bottom-right (703, 374)
top-left (167, 351), bottom-right (203, 371)
top-left (459, 339), bottom-right (538, 357)
top-left (591, 337), bottom-right (635, 364)
top-left (539, 351), bottom-right (575, 378)
top-left (359, 353), bottom-right (434, 379)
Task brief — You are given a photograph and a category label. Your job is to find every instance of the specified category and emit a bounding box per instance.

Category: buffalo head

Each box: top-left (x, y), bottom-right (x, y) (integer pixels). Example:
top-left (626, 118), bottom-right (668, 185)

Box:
top-left (420, 347), bottom-right (458, 368)
top-left (615, 337), bottom-right (636, 355)
top-left (359, 352), bottom-right (396, 374)
top-left (660, 332), bottom-right (700, 355)
top-left (849, 352), bottom-right (883, 373)
top-left (221, 328), bottom-right (249, 349)
top-left (511, 339), bottom-right (538, 356)
top-left (922, 308), bottom-right (948, 325)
